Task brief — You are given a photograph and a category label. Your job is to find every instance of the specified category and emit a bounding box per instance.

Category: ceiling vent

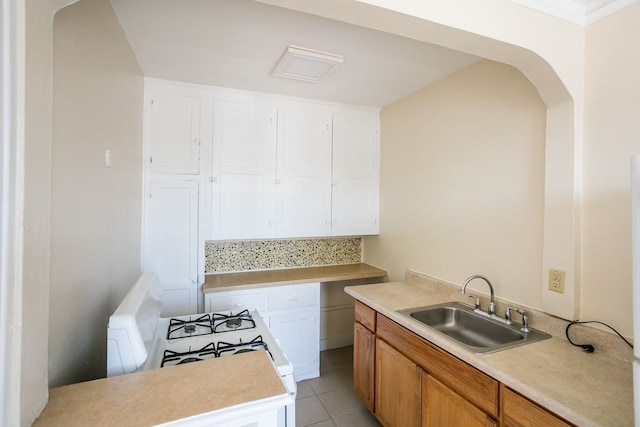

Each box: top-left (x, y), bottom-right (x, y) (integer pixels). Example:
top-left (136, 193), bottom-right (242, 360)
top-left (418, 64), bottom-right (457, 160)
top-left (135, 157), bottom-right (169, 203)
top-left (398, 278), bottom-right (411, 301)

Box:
top-left (271, 45), bottom-right (343, 83)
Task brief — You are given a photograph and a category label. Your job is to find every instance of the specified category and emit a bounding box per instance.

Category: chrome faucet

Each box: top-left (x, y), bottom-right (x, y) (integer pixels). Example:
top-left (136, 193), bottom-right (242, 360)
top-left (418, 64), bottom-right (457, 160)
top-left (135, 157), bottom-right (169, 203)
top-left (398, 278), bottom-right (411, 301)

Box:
top-left (506, 307), bottom-right (530, 332)
top-left (461, 275), bottom-right (496, 316)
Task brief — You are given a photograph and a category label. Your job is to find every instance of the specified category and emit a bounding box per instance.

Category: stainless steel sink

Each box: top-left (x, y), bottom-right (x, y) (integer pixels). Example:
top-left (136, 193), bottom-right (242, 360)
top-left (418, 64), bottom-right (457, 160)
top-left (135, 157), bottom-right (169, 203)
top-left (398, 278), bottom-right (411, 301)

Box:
top-left (397, 301), bottom-right (550, 354)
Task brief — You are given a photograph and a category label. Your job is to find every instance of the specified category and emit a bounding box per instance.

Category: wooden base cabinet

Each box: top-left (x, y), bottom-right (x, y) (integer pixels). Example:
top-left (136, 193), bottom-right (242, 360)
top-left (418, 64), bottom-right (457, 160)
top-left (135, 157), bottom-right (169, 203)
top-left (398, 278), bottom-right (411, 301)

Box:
top-left (375, 339), bottom-right (421, 427)
top-left (353, 321), bottom-right (375, 411)
top-left (352, 302), bottom-right (576, 427)
top-left (501, 385), bottom-right (575, 427)
top-left (367, 322), bottom-right (497, 427)
top-left (423, 373), bottom-right (497, 427)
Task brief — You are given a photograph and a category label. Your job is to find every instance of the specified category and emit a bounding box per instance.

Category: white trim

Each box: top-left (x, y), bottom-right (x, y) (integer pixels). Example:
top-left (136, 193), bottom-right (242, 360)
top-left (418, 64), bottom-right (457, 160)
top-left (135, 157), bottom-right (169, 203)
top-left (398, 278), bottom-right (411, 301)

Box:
top-left (0, 0), bottom-right (24, 424)
top-left (584, 0), bottom-right (640, 24)
top-left (508, 0), bottom-right (639, 25)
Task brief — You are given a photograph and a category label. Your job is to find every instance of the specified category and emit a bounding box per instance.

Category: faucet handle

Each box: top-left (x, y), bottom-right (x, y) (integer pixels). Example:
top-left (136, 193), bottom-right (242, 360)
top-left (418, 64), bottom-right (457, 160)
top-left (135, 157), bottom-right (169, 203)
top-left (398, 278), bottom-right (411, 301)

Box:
top-left (506, 307), bottom-right (529, 332)
top-left (468, 294), bottom-right (481, 310)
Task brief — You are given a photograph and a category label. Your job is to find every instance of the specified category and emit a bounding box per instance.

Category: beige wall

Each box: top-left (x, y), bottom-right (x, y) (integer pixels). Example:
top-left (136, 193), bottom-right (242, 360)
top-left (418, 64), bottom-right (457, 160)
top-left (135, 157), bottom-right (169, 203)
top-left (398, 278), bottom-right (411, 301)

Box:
top-left (12, 0), bottom-right (639, 423)
top-left (49, 0), bottom-right (143, 387)
top-left (580, 3), bottom-right (640, 336)
top-left (261, 0), bottom-right (582, 319)
top-left (19, 0), bottom-right (58, 423)
top-left (364, 60), bottom-right (547, 306)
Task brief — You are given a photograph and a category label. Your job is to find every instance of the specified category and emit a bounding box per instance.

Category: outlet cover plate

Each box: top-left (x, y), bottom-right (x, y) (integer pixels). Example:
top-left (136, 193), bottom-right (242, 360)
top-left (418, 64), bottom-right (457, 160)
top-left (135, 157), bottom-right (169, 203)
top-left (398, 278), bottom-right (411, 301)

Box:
top-left (548, 269), bottom-right (566, 293)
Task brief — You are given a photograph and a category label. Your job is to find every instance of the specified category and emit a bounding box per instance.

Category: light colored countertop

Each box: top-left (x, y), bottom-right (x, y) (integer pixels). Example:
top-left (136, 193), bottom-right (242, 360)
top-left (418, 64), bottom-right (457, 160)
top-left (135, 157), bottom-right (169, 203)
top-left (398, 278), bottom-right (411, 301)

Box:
top-left (345, 278), bottom-right (634, 427)
top-left (33, 350), bottom-right (290, 427)
top-left (203, 263), bottom-right (387, 293)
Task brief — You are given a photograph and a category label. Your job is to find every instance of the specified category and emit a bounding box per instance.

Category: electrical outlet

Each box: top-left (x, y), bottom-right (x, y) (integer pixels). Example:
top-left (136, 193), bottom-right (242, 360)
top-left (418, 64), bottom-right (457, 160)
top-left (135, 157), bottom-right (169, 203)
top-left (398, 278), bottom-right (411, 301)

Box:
top-left (548, 269), bottom-right (565, 293)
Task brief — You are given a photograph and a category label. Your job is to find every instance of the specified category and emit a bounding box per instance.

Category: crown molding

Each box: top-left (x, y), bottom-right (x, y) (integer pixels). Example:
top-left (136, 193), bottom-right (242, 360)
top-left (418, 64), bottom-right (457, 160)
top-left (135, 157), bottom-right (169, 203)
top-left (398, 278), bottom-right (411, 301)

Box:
top-left (508, 0), bottom-right (639, 25)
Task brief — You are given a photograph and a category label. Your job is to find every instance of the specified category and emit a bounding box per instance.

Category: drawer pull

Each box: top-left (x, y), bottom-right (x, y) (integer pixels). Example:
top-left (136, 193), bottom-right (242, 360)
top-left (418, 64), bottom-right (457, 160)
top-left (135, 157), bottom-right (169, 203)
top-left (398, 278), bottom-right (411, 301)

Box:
top-left (233, 303), bottom-right (245, 308)
top-left (289, 296), bottom-right (299, 302)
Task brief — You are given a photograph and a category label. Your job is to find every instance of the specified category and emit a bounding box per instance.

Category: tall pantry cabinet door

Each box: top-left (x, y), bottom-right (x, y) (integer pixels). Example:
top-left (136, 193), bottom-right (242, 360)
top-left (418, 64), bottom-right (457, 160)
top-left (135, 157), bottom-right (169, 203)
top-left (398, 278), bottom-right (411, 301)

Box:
top-left (331, 115), bottom-right (380, 236)
top-left (276, 107), bottom-right (332, 238)
top-left (143, 179), bottom-right (199, 316)
top-left (211, 99), bottom-right (277, 239)
top-left (146, 92), bottom-right (201, 175)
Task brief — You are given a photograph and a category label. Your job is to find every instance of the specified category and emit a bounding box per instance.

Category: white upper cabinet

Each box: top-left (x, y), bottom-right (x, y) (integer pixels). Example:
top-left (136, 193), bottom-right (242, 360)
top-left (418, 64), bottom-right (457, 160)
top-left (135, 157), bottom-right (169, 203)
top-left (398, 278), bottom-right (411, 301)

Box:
top-left (144, 79), bottom-right (380, 243)
top-left (211, 98), bottom-right (277, 239)
top-left (276, 107), bottom-right (333, 238)
top-left (331, 114), bottom-right (380, 236)
top-left (146, 90), bottom-right (201, 175)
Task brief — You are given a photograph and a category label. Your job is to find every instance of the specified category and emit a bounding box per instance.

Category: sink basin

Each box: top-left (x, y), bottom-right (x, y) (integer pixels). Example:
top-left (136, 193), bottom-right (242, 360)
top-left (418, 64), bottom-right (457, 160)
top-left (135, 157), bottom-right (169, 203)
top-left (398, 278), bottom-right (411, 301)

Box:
top-left (397, 301), bottom-right (550, 354)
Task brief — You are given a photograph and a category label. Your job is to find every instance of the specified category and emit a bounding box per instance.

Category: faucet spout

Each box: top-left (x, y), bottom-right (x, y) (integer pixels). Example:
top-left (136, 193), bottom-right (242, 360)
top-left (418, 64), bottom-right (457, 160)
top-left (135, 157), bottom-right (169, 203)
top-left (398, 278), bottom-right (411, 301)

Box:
top-left (461, 275), bottom-right (496, 315)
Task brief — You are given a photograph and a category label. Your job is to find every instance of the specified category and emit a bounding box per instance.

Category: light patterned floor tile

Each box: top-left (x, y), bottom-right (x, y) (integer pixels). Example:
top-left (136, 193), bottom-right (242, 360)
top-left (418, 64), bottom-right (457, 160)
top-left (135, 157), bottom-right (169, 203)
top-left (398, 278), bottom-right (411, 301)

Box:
top-left (296, 379), bottom-right (315, 399)
top-left (296, 395), bottom-right (332, 427)
top-left (317, 387), bottom-right (368, 418)
top-left (333, 409), bottom-right (381, 427)
top-left (307, 420), bottom-right (338, 427)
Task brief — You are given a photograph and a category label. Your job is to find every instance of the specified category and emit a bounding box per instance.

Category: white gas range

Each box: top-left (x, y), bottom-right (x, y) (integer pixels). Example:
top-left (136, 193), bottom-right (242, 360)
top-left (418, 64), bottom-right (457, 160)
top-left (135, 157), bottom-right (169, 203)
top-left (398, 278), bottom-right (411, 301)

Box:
top-left (107, 273), bottom-right (296, 427)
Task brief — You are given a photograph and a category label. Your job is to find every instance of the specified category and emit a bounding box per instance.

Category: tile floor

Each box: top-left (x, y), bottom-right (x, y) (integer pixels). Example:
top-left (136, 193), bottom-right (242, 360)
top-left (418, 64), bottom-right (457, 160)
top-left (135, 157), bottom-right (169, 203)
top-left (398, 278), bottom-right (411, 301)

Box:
top-left (295, 346), bottom-right (381, 427)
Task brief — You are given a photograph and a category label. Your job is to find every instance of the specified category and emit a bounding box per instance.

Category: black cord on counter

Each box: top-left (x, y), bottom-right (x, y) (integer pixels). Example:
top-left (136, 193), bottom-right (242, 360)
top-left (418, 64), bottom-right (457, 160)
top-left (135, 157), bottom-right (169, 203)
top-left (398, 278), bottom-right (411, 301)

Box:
top-left (565, 320), bottom-right (633, 353)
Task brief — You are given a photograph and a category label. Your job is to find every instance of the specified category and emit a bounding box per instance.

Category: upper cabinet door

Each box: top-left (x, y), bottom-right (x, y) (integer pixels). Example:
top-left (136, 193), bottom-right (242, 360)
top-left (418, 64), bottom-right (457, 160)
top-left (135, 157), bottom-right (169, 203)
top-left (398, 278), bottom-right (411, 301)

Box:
top-left (276, 107), bottom-right (332, 238)
top-left (331, 114), bottom-right (380, 236)
top-left (211, 99), bottom-right (277, 239)
top-left (146, 93), bottom-right (201, 175)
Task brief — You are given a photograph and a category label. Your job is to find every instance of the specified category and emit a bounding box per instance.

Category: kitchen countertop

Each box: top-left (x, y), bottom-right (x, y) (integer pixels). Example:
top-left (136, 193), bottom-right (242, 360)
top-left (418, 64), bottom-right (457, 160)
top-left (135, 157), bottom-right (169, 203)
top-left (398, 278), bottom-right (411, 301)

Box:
top-left (345, 279), bottom-right (633, 427)
top-left (33, 350), bottom-right (290, 427)
top-left (203, 263), bottom-right (387, 293)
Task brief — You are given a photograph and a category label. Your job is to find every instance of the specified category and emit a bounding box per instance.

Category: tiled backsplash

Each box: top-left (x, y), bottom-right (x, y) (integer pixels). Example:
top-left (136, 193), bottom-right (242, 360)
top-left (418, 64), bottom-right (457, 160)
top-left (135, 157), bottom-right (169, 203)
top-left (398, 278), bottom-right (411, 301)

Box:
top-left (205, 237), bottom-right (362, 274)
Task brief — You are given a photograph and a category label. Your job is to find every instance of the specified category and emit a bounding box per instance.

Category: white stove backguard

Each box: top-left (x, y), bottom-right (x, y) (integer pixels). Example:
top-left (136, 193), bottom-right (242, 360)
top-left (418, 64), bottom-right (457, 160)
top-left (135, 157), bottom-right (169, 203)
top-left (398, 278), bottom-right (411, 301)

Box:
top-left (107, 272), bottom-right (162, 377)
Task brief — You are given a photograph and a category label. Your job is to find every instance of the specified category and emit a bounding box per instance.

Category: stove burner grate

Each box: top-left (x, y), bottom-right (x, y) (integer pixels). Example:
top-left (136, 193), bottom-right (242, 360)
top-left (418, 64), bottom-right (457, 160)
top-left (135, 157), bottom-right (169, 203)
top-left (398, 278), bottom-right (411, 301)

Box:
top-left (161, 342), bottom-right (218, 367)
top-left (217, 335), bottom-right (273, 360)
top-left (212, 309), bottom-right (256, 333)
top-left (167, 314), bottom-right (214, 340)
top-left (177, 357), bottom-right (201, 365)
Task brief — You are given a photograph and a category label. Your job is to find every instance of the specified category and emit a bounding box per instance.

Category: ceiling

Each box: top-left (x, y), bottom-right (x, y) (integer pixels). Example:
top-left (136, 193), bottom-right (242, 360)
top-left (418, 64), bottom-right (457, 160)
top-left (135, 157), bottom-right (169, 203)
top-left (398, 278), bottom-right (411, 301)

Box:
top-left (109, 0), bottom-right (637, 108)
top-left (109, 0), bottom-right (480, 108)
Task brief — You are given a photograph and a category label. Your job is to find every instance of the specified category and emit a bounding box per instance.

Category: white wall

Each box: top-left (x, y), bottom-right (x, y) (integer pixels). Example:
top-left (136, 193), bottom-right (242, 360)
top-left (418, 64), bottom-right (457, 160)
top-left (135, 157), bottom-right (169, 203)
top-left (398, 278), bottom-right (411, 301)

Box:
top-left (364, 60), bottom-right (547, 306)
top-left (49, 0), bottom-right (144, 387)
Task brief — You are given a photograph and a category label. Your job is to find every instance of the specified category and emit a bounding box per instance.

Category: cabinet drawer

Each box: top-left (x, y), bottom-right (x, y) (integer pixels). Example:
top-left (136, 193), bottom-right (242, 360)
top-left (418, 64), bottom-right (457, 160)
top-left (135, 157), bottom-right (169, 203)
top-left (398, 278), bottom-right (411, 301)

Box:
top-left (355, 300), bottom-right (376, 332)
top-left (268, 285), bottom-right (318, 311)
top-left (208, 291), bottom-right (266, 312)
top-left (501, 385), bottom-right (575, 427)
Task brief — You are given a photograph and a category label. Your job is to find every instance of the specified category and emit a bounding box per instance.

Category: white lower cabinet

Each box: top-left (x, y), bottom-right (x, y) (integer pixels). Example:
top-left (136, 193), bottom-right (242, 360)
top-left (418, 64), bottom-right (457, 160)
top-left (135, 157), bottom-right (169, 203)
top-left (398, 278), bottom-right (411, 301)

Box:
top-left (205, 283), bottom-right (320, 381)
